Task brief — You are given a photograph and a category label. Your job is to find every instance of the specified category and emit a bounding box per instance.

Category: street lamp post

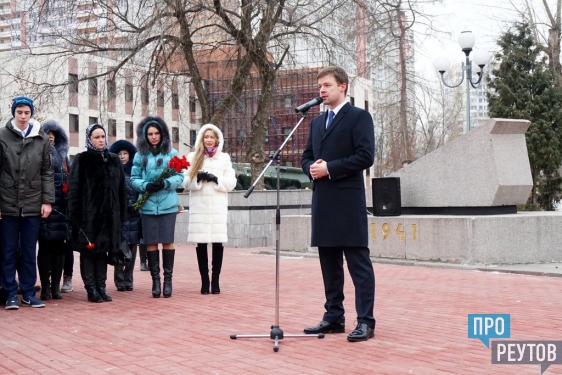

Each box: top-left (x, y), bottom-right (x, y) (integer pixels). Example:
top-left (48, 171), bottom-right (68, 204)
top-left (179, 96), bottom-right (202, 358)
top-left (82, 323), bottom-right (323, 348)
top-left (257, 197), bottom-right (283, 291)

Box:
top-left (433, 30), bottom-right (490, 133)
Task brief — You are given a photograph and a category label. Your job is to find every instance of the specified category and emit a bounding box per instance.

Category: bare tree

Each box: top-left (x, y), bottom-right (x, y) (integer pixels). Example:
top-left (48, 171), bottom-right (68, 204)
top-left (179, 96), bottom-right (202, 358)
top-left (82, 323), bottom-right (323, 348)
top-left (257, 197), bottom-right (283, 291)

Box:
top-left (13, 0), bottom-right (359, 185)
top-left (9, 0), bottom-right (449, 182)
top-left (414, 74), bottom-right (464, 156)
top-left (362, 0), bottom-right (441, 174)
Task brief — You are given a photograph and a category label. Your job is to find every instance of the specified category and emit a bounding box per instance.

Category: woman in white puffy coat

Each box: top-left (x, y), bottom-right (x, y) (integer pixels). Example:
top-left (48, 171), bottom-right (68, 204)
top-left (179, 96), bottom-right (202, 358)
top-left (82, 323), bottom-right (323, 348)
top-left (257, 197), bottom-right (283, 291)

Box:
top-left (182, 124), bottom-right (236, 294)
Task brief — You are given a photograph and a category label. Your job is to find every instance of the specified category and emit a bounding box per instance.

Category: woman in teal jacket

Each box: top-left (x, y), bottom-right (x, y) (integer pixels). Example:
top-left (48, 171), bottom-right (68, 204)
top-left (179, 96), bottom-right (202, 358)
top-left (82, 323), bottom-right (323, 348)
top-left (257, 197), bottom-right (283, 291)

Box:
top-left (131, 116), bottom-right (183, 298)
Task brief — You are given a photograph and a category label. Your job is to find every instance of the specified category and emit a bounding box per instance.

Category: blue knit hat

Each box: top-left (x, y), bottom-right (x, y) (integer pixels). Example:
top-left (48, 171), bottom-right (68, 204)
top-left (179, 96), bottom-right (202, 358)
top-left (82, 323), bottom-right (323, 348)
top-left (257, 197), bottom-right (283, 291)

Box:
top-left (11, 96), bottom-right (34, 117)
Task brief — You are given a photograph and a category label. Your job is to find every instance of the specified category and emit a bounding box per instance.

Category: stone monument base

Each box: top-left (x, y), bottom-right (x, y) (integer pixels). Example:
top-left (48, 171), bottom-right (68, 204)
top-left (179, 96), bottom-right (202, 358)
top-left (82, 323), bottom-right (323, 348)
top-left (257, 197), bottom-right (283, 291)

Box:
top-left (278, 212), bottom-right (562, 265)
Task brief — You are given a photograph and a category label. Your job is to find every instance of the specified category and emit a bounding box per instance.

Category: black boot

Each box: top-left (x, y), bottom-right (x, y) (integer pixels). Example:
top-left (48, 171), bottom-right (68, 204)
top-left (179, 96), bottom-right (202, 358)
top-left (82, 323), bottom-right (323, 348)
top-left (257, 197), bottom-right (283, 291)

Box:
top-left (95, 253), bottom-right (112, 302)
top-left (162, 249), bottom-right (175, 298)
top-left (51, 254), bottom-right (64, 299)
top-left (139, 243), bottom-right (149, 271)
top-left (147, 250), bottom-right (161, 298)
top-left (81, 253), bottom-right (102, 303)
top-left (211, 243), bottom-right (224, 294)
top-left (196, 244), bottom-right (210, 295)
top-left (37, 254), bottom-right (52, 300)
top-left (87, 288), bottom-right (103, 303)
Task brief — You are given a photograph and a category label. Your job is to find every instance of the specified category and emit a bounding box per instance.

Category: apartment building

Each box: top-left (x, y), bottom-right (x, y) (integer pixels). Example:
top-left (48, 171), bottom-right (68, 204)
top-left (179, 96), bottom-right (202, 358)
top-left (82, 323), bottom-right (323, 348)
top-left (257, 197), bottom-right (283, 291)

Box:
top-left (0, 1), bottom-right (195, 157)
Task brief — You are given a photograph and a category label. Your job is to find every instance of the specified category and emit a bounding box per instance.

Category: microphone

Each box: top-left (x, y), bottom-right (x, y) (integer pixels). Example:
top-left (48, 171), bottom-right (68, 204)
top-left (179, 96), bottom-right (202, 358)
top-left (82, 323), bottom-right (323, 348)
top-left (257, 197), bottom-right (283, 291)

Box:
top-left (294, 96), bottom-right (323, 113)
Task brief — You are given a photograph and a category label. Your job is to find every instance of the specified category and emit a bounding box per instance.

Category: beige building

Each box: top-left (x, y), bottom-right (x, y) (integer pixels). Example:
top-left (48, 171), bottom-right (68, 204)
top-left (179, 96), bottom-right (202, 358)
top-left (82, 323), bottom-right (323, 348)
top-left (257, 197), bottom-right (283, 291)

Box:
top-left (0, 48), bottom-right (196, 158)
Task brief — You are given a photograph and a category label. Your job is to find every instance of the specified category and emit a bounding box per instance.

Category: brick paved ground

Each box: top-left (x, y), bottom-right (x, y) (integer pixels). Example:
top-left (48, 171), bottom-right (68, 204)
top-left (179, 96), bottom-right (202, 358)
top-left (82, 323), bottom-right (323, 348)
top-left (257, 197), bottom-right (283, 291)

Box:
top-left (1, 244), bottom-right (562, 375)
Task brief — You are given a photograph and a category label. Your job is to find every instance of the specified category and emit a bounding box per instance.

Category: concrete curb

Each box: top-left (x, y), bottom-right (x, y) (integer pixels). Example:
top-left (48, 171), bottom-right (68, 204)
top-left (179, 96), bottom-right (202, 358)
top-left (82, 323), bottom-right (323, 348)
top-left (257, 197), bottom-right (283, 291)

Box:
top-left (257, 249), bottom-right (562, 277)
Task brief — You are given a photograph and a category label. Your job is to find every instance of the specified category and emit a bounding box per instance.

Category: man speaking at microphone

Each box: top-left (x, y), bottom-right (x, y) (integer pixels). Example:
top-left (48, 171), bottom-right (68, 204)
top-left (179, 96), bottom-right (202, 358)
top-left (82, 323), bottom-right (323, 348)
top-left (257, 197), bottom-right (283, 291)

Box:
top-left (301, 66), bottom-right (376, 342)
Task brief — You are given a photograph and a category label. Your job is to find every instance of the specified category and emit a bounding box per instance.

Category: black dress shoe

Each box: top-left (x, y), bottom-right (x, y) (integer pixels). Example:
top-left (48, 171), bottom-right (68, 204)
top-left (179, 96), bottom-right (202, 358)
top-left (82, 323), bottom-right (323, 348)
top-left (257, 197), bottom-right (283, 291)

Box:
top-left (125, 286), bottom-right (133, 291)
top-left (347, 322), bottom-right (374, 342)
top-left (303, 320), bottom-right (345, 334)
top-left (117, 286), bottom-right (126, 292)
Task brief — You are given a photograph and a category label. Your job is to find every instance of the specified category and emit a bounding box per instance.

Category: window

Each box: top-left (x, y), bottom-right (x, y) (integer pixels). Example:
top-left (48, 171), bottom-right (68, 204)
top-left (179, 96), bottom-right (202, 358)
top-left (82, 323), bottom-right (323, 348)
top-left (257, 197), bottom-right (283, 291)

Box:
top-left (350, 97), bottom-right (355, 106)
top-left (107, 79), bottom-right (116, 99)
top-left (69, 114), bottom-right (79, 133)
top-left (283, 95), bottom-right (292, 108)
top-left (282, 127), bottom-right (291, 141)
top-left (190, 97), bottom-right (196, 112)
top-left (236, 99), bottom-right (245, 112)
top-left (125, 84), bottom-right (133, 102)
top-left (141, 87), bottom-right (149, 105)
top-left (108, 119), bottom-right (117, 137)
top-left (238, 129), bottom-right (247, 144)
top-left (88, 77), bottom-right (98, 96)
top-left (68, 74), bottom-right (78, 93)
top-left (125, 121), bottom-right (133, 138)
top-left (89, 117), bottom-right (98, 125)
top-left (364, 100), bottom-right (369, 112)
top-left (157, 90), bottom-right (164, 107)
top-left (189, 129), bottom-right (196, 147)
top-left (172, 127), bottom-right (179, 143)
top-left (172, 93), bottom-right (179, 109)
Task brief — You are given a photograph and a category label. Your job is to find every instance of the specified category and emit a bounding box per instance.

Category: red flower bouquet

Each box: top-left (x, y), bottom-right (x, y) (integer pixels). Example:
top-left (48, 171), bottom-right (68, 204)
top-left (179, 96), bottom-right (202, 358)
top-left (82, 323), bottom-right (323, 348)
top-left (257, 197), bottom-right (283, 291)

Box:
top-left (133, 155), bottom-right (190, 211)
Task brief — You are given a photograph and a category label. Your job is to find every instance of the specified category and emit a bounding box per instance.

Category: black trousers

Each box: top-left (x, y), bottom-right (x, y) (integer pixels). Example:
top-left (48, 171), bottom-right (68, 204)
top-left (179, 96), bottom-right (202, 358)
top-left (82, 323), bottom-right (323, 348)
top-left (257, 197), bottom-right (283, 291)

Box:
top-left (79, 251), bottom-right (108, 290)
top-left (63, 239), bottom-right (74, 277)
top-left (318, 246), bottom-right (375, 328)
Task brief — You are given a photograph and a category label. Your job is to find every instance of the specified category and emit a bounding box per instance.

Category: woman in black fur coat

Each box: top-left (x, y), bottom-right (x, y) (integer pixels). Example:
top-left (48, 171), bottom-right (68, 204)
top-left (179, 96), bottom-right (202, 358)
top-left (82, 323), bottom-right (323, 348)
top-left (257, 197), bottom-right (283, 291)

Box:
top-left (37, 120), bottom-right (70, 300)
top-left (109, 139), bottom-right (142, 291)
top-left (67, 124), bottom-right (127, 303)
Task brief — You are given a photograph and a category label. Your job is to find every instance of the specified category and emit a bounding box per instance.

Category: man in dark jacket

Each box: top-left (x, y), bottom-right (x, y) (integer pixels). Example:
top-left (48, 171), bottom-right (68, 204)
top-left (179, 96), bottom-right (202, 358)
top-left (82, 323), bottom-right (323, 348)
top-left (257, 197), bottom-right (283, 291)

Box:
top-left (0, 96), bottom-right (55, 309)
top-left (301, 67), bottom-right (376, 342)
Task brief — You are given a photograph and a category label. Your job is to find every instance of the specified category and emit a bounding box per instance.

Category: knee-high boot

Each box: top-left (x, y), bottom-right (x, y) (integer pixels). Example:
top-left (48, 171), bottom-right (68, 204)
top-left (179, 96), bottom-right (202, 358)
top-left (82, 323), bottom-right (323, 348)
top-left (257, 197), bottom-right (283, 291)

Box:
top-left (211, 243), bottom-right (224, 294)
top-left (147, 250), bottom-right (161, 298)
top-left (80, 253), bottom-right (102, 303)
top-left (37, 254), bottom-right (52, 300)
top-left (162, 249), bottom-right (175, 298)
top-left (196, 244), bottom-right (209, 295)
top-left (51, 254), bottom-right (64, 299)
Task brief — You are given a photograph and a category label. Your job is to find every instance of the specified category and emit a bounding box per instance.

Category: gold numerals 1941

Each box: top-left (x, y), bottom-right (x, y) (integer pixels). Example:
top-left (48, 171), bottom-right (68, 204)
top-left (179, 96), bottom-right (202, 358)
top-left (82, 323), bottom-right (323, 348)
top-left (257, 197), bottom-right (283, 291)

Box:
top-left (371, 223), bottom-right (417, 242)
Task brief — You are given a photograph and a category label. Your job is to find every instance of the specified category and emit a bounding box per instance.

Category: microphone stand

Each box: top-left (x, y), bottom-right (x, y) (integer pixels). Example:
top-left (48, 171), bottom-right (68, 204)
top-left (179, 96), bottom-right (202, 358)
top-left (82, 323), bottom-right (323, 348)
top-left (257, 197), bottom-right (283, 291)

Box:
top-left (230, 109), bottom-right (324, 352)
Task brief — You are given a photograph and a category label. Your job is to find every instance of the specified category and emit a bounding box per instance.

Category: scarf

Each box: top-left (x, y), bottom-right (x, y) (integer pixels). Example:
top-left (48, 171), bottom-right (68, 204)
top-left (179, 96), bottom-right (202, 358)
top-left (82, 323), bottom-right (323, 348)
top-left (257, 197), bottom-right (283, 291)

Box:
top-left (204, 147), bottom-right (217, 158)
top-left (85, 124), bottom-right (108, 161)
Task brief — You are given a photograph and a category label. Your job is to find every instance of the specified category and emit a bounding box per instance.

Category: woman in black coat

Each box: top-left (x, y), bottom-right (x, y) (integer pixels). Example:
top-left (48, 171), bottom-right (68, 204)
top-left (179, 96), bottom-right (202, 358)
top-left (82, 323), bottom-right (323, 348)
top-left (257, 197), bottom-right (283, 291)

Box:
top-left (67, 124), bottom-right (127, 303)
top-left (109, 140), bottom-right (142, 291)
top-left (38, 120), bottom-right (70, 300)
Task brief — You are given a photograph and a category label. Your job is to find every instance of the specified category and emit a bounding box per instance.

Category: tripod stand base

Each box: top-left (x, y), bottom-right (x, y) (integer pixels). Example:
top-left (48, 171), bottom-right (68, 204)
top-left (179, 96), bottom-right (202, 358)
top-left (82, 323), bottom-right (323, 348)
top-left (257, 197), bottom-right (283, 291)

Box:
top-left (230, 326), bottom-right (325, 352)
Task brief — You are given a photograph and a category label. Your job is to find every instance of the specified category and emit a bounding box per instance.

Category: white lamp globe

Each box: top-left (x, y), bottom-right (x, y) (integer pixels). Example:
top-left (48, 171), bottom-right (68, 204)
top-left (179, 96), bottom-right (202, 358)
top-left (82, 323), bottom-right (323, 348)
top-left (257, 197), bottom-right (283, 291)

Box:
top-left (433, 56), bottom-right (451, 73)
top-left (458, 30), bottom-right (475, 50)
top-left (473, 50), bottom-right (490, 67)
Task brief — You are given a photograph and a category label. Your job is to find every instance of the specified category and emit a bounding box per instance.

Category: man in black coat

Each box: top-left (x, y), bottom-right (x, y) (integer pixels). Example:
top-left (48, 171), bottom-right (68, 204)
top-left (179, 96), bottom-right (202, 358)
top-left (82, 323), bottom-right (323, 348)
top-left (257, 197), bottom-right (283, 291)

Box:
top-left (301, 66), bottom-right (376, 342)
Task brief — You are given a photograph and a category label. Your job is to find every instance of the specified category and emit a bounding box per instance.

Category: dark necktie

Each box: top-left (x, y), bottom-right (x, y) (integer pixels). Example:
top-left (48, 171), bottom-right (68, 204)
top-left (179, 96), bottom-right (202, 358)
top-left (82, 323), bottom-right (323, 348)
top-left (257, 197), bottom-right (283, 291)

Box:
top-left (326, 111), bottom-right (335, 129)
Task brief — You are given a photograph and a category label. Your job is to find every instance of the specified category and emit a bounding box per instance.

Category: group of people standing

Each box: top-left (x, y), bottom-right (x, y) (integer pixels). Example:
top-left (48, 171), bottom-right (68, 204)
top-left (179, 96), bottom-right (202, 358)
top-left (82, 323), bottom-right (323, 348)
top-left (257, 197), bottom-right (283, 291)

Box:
top-left (0, 65), bottom-right (377, 343)
top-left (0, 97), bottom-right (236, 307)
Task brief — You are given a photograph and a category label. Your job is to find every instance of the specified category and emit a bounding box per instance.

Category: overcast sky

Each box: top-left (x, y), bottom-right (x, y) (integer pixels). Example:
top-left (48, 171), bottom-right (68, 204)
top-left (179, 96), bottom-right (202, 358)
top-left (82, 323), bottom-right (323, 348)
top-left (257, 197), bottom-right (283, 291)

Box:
top-left (414, 0), bottom-right (540, 76)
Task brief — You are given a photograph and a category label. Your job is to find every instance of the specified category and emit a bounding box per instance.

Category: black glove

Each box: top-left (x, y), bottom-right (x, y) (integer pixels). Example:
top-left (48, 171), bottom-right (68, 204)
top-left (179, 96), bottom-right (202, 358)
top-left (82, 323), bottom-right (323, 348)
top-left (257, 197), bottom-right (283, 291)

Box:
top-left (207, 173), bottom-right (218, 184)
top-left (197, 171), bottom-right (210, 183)
top-left (146, 181), bottom-right (165, 192)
